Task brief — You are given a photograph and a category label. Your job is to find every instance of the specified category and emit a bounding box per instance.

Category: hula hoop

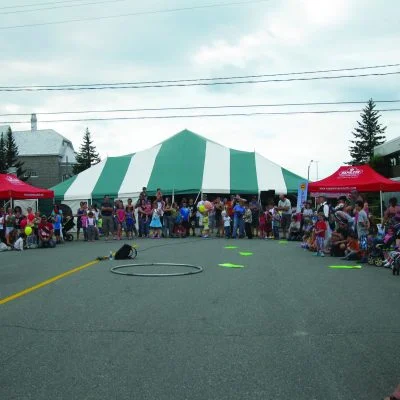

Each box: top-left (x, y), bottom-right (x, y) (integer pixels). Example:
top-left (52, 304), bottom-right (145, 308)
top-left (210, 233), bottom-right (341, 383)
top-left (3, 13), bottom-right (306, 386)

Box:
top-left (110, 263), bottom-right (203, 277)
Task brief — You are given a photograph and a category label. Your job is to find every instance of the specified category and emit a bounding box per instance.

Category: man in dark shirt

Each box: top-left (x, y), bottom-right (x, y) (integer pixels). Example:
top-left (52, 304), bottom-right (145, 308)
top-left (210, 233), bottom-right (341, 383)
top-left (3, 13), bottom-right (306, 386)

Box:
top-left (101, 195), bottom-right (114, 241)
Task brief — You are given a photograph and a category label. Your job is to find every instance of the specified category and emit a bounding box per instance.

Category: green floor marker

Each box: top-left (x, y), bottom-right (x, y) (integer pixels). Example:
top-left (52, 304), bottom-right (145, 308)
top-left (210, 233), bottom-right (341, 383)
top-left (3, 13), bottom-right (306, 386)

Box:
top-left (278, 241), bottom-right (288, 244)
top-left (239, 252), bottom-right (253, 256)
top-left (224, 246), bottom-right (238, 249)
top-left (218, 263), bottom-right (245, 268)
top-left (329, 265), bottom-right (362, 269)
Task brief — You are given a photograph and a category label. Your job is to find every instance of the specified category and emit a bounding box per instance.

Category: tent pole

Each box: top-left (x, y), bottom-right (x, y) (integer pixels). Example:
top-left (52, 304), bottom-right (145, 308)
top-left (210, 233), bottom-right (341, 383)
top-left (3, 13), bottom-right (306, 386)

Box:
top-left (194, 191), bottom-right (201, 204)
top-left (172, 188), bottom-right (175, 204)
top-left (380, 190), bottom-right (383, 223)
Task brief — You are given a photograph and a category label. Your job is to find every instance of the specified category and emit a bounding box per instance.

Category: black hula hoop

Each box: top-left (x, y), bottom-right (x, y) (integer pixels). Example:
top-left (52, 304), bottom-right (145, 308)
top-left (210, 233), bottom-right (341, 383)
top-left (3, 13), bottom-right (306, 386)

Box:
top-left (110, 263), bottom-right (204, 277)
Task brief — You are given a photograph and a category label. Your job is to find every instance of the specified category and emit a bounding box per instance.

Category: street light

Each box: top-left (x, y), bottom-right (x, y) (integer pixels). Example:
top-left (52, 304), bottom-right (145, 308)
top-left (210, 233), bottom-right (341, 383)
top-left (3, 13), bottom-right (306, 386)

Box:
top-left (307, 160), bottom-right (314, 181)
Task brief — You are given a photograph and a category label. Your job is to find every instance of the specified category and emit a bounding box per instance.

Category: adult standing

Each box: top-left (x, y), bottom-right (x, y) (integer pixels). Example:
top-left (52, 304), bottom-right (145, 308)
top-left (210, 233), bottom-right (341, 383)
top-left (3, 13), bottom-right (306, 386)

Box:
top-left (188, 198), bottom-right (197, 237)
top-left (101, 195), bottom-right (114, 241)
top-left (243, 204), bottom-right (253, 239)
top-left (214, 197), bottom-right (224, 237)
top-left (355, 200), bottom-right (370, 263)
top-left (277, 194), bottom-right (292, 239)
top-left (249, 196), bottom-right (260, 237)
top-left (163, 197), bottom-right (173, 237)
top-left (232, 199), bottom-right (245, 239)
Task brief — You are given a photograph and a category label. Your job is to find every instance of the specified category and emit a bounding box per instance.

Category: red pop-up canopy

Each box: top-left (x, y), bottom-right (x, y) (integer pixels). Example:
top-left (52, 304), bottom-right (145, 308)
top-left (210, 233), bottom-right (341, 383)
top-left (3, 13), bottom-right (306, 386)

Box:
top-left (308, 165), bottom-right (400, 193)
top-left (0, 174), bottom-right (54, 200)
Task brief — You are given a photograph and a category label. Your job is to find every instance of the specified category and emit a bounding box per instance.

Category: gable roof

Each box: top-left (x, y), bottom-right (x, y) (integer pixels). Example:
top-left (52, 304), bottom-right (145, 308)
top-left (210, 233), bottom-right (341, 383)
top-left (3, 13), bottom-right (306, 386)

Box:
top-left (12, 129), bottom-right (76, 161)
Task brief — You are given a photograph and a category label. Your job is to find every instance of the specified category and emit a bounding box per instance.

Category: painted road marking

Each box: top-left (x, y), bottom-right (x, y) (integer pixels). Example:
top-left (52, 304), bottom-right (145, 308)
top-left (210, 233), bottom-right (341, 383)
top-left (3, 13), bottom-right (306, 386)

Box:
top-left (0, 260), bottom-right (99, 305)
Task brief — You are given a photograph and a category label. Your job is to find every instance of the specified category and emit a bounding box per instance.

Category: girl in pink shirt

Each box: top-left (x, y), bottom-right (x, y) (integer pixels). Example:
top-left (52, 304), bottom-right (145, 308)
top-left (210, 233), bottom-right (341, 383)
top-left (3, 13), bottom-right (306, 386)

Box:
top-left (116, 202), bottom-right (126, 240)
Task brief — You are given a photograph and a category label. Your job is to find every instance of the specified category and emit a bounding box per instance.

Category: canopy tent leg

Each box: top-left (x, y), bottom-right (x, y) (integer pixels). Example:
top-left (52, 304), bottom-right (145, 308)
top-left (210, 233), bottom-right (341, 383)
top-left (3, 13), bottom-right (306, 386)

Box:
top-left (172, 188), bottom-right (175, 205)
top-left (194, 191), bottom-right (201, 205)
top-left (380, 190), bottom-right (383, 222)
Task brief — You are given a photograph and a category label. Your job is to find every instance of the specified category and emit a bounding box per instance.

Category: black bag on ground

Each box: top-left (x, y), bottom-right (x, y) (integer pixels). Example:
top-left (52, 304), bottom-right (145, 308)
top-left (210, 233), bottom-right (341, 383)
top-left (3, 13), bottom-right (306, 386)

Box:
top-left (114, 244), bottom-right (135, 260)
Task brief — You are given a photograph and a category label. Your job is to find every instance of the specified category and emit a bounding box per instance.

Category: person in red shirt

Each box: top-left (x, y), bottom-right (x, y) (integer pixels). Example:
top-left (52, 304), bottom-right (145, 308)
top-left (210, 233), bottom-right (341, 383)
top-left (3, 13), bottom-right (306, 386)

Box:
top-left (38, 216), bottom-right (56, 248)
top-left (314, 213), bottom-right (327, 257)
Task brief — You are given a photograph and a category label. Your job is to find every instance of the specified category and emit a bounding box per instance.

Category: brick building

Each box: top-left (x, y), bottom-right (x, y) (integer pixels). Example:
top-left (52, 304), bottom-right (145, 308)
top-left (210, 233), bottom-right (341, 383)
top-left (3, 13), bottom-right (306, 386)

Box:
top-left (0, 115), bottom-right (77, 189)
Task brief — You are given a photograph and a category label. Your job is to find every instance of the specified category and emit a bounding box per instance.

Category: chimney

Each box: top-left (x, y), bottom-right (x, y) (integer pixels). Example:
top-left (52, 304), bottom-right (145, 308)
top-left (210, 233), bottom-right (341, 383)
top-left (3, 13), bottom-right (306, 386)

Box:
top-left (31, 113), bottom-right (37, 132)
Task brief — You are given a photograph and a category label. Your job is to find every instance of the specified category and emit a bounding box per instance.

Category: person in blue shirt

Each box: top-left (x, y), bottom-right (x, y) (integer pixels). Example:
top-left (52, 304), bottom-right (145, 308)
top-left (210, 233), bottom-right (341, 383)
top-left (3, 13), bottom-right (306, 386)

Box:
top-left (53, 212), bottom-right (62, 244)
top-left (232, 200), bottom-right (245, 238)
top-left (180, 200), bottom-right (190, 237)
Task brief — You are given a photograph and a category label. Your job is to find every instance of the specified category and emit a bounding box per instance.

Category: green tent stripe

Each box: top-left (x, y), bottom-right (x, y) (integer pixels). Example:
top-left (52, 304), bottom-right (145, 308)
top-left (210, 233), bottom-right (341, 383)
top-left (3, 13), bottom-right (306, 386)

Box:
top-left (230, 149), bottom-right (258, 194)
top-left (92, 157), bottom-right (131, 199)
top-left (52, 175), bottom-right (77, 200)
top-left (147, 130), bottom-right (206, 194)
top-left (282, 167), bottom-right (305, 193)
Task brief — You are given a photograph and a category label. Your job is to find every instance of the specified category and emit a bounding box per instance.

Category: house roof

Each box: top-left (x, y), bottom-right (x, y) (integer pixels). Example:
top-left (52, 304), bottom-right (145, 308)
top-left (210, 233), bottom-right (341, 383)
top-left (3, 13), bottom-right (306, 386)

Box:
top-left (374, 136), bottom-right (400, 157)
top-left (12, 129), bottom-right (76, 160)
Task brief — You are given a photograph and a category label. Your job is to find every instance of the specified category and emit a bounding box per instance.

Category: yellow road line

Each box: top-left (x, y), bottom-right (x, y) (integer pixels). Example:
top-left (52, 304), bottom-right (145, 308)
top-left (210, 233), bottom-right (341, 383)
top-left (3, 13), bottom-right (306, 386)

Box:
top-left (0, 260), bottom-right (99, 305)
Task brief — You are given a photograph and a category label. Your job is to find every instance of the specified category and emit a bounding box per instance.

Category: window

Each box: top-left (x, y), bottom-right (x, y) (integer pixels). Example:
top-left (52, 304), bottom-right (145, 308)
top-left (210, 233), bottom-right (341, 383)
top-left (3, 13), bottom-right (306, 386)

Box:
top-left (23, 169), bottom-right (39, 178)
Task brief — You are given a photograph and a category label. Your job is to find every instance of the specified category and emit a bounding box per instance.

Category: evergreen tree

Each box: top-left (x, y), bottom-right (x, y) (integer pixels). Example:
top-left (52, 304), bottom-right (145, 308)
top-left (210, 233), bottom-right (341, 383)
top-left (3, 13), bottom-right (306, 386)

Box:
top-left (5, 127), bottom-right (26, 179)
top-left (0, 133), bottom-right (6, 173)
top-left (348, 99), bottom-right (386, 165)
top-left (73, 128), bottom-right (101, 174)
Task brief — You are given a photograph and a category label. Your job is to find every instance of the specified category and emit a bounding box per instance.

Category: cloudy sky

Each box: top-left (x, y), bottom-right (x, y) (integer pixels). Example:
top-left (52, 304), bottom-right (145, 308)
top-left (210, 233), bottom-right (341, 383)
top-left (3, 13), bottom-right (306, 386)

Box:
top-left (1, 0), bottom-right (399, 180)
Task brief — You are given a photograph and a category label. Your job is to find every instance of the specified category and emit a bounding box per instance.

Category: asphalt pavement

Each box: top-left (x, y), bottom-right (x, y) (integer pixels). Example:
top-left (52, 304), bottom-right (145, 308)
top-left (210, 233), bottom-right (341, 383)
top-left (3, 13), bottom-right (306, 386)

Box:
top-left (1, 237), bottom-right (399, 400)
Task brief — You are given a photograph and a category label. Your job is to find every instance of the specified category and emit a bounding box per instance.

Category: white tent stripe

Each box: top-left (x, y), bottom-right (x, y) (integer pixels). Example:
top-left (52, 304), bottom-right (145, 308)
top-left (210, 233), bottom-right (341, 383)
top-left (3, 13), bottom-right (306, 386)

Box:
top-left (201, 140), bottom-right (230, 193)
top-left (118, 144), bottom-right (162, 198)
top-left (64, 159), bottom-right (107, 201)
top-left (255, 153), bottom-right (287, 194)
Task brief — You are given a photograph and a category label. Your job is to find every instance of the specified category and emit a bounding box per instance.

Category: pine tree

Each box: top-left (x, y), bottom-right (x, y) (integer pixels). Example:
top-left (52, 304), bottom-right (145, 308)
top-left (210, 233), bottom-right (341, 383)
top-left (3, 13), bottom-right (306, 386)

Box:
top-left (348, 99), bottom-right (386, 165)
top-left (5, 127), bottom-right (26, 179)
top-left (73, 128), bottom-right (101, 174)
top-left (0, 133), bottom-right (6, 173)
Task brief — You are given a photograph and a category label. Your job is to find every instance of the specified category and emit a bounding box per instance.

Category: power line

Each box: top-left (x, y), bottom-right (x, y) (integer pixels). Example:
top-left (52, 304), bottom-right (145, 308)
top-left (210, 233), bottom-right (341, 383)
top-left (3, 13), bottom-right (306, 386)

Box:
top-left (2, 62), bottom-right (400, 89)
top-left (2, 108), bottom-right (400, 124)
top-left (2, 100), bottom-right (400, 117)
top-left (0, 0), bottom-right (130, 16)
top-left (0, 0), bottom-right (272, 30)
top-left (1, 71), bottom-right (399, 92)
top-left (0, 0), bottom-right (89, 10)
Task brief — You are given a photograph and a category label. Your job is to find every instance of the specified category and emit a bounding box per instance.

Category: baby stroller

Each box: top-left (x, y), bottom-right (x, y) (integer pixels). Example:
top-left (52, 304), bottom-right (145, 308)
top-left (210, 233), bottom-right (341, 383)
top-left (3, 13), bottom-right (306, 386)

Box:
top-left (368, 223), bottom-right (400, 266)
top-left (62, 217), bottom-right (75, 241)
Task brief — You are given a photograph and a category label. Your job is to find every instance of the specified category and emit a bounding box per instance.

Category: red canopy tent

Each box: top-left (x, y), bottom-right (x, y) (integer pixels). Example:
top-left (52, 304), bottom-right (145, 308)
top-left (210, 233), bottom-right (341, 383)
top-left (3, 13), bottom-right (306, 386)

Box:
top-left (308, 165), bottom-right (400, 193)
top-left (0, 174), bottom-right (54, 200)
top-left (308, 165), bottom-right (400, 219)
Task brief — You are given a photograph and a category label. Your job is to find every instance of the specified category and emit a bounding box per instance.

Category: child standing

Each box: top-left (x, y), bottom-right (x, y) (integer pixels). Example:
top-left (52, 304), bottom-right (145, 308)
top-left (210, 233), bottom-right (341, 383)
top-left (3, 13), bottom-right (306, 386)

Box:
top-left (81, 211), bottom-right (88, 241)
top-left (314, 213), bottom-right (327, 257)
top-left (87, 211), bottom-right (97, 242)
top-left (202, 211), bottom-right (210, 238)
top-left (272, 207), bottom-right (281, 240)
top-left (116, 202), bottom-right (126, 240)
top-left (222, 210), bottom-right (231, 238)
top-left (150, 202), bottom-right (162, 238)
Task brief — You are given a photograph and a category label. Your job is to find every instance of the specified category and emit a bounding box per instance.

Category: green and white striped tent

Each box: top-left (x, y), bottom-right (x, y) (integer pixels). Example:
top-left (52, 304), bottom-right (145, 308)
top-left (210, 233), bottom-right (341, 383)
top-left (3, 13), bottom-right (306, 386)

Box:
top-left (52, 130), bottom-right (304, 208)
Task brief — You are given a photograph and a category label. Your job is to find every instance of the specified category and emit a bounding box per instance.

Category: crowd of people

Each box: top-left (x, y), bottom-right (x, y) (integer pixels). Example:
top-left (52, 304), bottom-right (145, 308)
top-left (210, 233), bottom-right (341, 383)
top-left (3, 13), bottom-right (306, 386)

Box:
top-left (1, 186), bottom-right (400, 272)
top-left (299, 191), bottom-right (400, 272)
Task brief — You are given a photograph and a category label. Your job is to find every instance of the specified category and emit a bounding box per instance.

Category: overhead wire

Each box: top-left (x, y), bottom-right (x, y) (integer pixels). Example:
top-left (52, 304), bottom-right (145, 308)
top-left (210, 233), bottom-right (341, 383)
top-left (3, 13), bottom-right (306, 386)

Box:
top-left (2, 63), bottom-right (400, 90)
top-left (1, 100), bottom-right (400, 117)
top-left (0, 71), bottom-right (399, 92)
top-left (0, 0), bottom-right (272, 30)
top-left (0, 0), bottom-right (131, 16)
top-left (0, 0), bottom-right (89, 10)
top-left (1, 108), bottom-right (400, 124)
